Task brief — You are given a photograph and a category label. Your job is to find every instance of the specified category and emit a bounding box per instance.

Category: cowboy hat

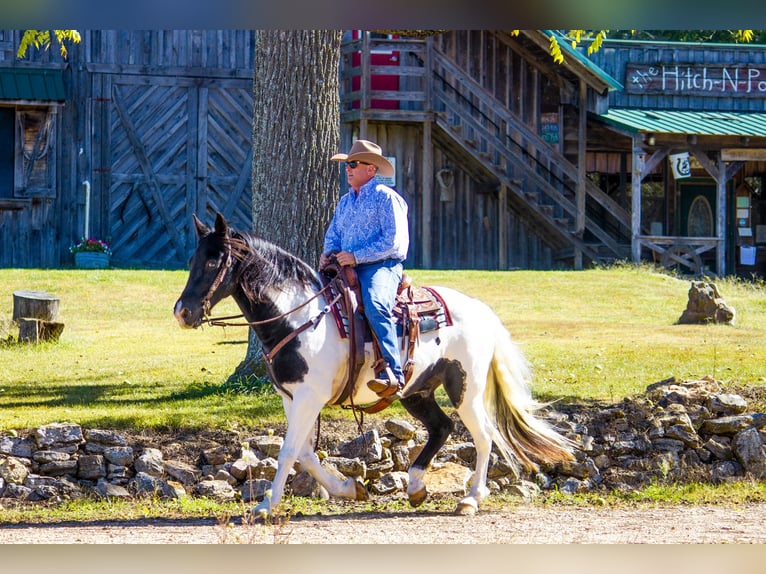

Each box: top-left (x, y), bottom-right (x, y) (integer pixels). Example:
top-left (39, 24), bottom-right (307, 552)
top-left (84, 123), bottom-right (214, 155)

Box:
top-left (330, 139), bottom-right (395, 178)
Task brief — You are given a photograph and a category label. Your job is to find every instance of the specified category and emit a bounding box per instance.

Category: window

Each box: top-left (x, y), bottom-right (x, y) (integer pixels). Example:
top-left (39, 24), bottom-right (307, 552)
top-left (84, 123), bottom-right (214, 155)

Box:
top-left (0, 106), bottom-right (13, 198)
top-left (16, 107), bottom-right (56, 197)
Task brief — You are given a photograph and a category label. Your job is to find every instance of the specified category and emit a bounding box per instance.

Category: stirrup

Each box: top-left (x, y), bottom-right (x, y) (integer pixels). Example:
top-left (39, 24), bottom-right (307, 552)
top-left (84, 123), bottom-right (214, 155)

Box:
top-left (367, 377), bottom-right (403, 398)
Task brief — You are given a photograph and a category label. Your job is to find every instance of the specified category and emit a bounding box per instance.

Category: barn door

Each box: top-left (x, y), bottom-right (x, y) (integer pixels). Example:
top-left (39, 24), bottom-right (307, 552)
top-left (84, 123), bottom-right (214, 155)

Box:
top-left (101, 74), bottom-right (252, 268)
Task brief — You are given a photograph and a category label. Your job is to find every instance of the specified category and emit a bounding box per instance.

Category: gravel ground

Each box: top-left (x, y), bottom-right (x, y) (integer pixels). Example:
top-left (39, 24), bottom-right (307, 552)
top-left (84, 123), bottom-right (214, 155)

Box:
top-left (2, 503), bottom-right (766, 544)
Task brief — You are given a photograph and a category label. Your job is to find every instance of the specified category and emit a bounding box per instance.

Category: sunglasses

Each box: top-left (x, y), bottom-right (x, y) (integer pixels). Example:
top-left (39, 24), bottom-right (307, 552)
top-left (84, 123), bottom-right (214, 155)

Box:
top-left (345, 161), bottom-right (371, 169)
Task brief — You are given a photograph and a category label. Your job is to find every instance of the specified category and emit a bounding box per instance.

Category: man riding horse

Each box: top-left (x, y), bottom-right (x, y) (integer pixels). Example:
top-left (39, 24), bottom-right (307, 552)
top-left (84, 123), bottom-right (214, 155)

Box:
top-left (319, 139), bottom-right (409, 400)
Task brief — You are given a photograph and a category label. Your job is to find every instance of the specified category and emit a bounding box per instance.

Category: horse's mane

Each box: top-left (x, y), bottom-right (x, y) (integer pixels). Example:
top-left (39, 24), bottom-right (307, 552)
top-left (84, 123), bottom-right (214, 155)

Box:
top-left (229, 230), bottom-right (320, 301)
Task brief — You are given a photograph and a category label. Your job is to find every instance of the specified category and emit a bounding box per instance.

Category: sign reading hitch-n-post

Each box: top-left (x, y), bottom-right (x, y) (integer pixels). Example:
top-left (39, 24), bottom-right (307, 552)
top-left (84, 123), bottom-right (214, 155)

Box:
top-left (626, 63), bottom-right (766, 97)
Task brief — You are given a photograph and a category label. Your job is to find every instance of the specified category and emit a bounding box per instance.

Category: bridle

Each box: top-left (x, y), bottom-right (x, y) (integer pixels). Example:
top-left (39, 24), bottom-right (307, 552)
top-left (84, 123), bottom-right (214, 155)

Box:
top-left (200, 242), bottom-right (234, 319)
top-left (197, 240), bottom-right (340, 363)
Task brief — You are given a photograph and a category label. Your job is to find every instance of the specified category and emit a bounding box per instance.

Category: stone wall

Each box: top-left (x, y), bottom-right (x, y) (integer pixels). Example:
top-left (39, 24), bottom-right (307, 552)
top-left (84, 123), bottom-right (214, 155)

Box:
top-left (1, 376), bottom-right (764, 504)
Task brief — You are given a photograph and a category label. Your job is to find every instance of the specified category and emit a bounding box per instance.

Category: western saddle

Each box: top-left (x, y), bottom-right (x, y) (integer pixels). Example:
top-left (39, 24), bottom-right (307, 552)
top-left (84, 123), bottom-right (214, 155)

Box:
top-left (320, 261), bottom-right (451, 413)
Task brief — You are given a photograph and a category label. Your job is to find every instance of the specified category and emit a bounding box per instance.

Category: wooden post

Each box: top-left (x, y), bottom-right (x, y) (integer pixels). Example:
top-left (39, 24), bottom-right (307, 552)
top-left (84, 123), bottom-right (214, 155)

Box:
top-left (631, 137), bottom-right (645, 264)
top-left (421, 120), bottom-right (433, 269)
top-left (498, 183), bottom-right (507, 270)
top-left (575, 78), bottom-right (587, 270)
top-left (717, 153), bottom-right (727, 276)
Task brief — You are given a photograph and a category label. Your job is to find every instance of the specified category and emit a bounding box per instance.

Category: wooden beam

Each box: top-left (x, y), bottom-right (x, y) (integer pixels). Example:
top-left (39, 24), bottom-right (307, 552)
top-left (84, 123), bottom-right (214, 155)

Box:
top-left (421, 120), bottom-right (433, 269)
top-left (688, 145), bottom-right (719, 180)
top-left (498, 183), bottom-right (507, 270)
top-left (631, 136), bottom-right (645, 263)
top-left (721, 148), bottom-right (766, 161)
top-left (575, 78), bottom-right (587, 270)
top-left (717, 153), bottom-right (727, 276)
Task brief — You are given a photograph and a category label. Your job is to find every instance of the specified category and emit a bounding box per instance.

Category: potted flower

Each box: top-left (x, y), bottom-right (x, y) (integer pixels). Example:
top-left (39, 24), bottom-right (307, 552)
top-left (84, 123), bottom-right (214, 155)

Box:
top-left (70, 237), bottom-right (112, 269)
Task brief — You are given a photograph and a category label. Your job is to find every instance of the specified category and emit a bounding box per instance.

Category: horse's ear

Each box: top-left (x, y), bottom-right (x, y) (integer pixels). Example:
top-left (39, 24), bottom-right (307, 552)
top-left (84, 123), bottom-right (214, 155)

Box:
top-left (214, 212), bottom-right (229, 236)
top-left (193, 214), bottom-right (211, 239)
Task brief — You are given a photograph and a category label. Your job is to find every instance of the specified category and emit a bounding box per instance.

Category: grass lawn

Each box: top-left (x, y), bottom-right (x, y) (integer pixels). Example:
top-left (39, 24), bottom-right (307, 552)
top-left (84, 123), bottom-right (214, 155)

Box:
top-left (1, 264), bottom-right (765, 432)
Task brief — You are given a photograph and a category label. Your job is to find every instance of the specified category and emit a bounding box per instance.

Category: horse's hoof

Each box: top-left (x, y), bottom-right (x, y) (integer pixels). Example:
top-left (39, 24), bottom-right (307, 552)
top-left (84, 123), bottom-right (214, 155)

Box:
top-left (408, 487), bottom-right (428, 508)
top-left (454, 501), bottom-right (478, 516)
top-left (250, 506), bottom-right (270, 522)
top-left (354, 478), bottom-right (369, 501)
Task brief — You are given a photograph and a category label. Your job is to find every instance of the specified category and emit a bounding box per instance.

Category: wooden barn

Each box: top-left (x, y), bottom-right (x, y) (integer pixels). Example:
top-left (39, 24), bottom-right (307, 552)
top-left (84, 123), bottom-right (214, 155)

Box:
top-left (0, 30), bottom-right (256, 269)
top-left (3, 30), bottom-right (764, 276)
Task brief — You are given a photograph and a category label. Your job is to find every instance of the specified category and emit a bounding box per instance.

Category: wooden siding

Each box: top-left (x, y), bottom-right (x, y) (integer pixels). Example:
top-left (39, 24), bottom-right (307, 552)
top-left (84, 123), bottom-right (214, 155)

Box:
top-left (0, 30), bottom-right (255, 269)
top-left (589, 41), bottom-right (766, 112)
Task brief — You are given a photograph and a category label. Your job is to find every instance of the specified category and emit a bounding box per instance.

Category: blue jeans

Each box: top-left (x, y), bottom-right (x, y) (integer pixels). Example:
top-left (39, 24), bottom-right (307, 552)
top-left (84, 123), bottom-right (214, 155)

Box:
top-left (355, 259), bottom-right (404, 383)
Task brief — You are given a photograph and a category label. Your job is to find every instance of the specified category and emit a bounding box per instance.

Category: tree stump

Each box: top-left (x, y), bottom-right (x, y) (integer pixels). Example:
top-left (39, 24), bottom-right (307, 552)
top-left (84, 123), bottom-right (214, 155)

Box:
top-left (12, 290), bottom-right (60, 322)
top-left (12, 290), bottom-right (65, 343)
top-left (18, 318), bottom-right (65, 343)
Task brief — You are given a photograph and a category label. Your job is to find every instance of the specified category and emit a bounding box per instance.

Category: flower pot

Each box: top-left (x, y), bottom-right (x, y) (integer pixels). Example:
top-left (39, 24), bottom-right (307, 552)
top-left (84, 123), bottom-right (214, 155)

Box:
top-left (75, 251), bottom-right (110, 269)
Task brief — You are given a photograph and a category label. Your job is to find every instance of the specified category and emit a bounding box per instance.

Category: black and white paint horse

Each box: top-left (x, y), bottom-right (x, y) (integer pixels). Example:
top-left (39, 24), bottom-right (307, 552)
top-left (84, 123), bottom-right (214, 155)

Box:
top-left (174, 213), bottom-right (574, 518)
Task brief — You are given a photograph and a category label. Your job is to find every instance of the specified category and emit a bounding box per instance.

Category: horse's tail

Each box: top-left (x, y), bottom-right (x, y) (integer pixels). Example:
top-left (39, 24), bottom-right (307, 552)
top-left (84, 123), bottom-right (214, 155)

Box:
top-left (483, 326), bottom-right (576, 473)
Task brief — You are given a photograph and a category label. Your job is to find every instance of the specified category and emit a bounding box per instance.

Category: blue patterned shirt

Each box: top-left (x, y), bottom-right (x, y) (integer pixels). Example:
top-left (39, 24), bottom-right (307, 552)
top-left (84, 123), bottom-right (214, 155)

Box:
top-left (323, 178), bottom-right (409, 264)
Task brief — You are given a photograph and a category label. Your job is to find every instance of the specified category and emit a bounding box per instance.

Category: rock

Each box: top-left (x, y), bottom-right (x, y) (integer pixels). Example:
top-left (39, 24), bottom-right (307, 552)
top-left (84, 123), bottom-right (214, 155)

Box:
top-left (733, 428), bottom-right (766, 478)
top-left (84, 429), bottom-right (128, 447)
top-left (164, 460), bottom-right (202, 485)
top-left (384, 418), bottom-right (417, 441)
top-left (34, 423), bottom-right (84, 449)
top-left (322, 456), bottom-right (366, 478)
top-left (213, 469), bottom-right (238, 486)
top-left (370, 471), bottom-right (408, 495)
top-left (335, 429), bottom-right (382, 462)
top-left (197, 479), bottom-right (237, 500)
top-left (291, 471), bottom-right (320, 498)
top-left (708, 394), bottom-right (748, 416)
top-left (94, 480), bottom-right (132, 499)
top-left (129, 472), bottom-right (179, 499)
top-left (423, 461), bottom-right (471, 496)
top-left (255, 457), bottom-right (279, 481)
top-left (38, 460), bottom-right (78, 476)
top-left (711, 460), bottom-right (743, 483)
top-left (0, 436), bottom-right (35, 458)
top-left (78, 455), bottom-right (107, 480)
top-left (134, 448), bottom-right (164, 477)
top-left (203, 446), bottom-right (230, 466)
top-left (703, 436), bottom-right (733, 460)
top-left (249, 435), bottom-right (283, 458)
top-left (4, 483), bottom-right (32, 499)
top-left (506, 480), bottom-right (541, 500)
top-left (701, 415), bottom-right (756, 436)
top-left (677, 281), bottom-right (735, 325)
top-left (33, 450), bottom-right (72, 464)
top-left (229, 452), bottom-right (261, 481)
top-left (103, 446), bottom-right (134, 466)
top-left (0, 456), bottom-right (30, 484)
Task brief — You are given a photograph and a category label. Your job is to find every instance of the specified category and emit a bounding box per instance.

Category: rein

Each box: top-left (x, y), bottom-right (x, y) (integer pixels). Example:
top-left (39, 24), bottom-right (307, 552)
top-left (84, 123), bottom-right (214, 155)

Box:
top-left (202, 274), bottom-right (340, 363)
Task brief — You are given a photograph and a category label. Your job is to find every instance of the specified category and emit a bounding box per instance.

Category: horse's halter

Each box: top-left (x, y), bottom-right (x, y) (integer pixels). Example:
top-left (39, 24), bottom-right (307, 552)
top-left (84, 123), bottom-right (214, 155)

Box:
top-left (200, 241), bottom-right (233, 320)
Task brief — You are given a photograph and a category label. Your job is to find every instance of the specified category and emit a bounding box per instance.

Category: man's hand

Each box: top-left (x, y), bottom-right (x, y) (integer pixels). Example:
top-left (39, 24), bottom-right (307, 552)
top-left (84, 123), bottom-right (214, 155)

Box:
top-left (334, 251), bottom-right (357, 267)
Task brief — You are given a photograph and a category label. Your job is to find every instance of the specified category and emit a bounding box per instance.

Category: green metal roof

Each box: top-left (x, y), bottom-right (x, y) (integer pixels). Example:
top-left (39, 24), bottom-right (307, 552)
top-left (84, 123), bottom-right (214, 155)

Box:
top-left (539, 31), bottom-right (623, 93)
top-left (0, 68), bottom-right (66, 102)
top-left (598, 108), bottom-right (766, 137)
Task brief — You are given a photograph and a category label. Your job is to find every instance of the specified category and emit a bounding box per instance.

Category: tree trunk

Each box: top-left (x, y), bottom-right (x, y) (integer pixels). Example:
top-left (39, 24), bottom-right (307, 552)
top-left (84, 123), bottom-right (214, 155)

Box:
top-left (228, 30), bottom-right (343, 385)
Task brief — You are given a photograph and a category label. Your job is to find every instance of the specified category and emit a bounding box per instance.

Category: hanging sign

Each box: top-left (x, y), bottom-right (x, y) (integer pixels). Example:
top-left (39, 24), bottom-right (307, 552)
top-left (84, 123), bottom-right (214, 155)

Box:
top-left (669, 152), bottom-right (691, 179)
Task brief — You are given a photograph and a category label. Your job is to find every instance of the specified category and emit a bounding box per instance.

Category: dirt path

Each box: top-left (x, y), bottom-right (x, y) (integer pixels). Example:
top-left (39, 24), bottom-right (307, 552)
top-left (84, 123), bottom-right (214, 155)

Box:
top-left (2, 503), bottom-right (765, 544)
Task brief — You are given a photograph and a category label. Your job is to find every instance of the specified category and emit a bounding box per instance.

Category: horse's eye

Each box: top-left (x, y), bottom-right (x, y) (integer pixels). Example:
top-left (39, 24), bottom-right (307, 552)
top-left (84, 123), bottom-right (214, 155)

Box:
top-left (206, 259), bottom-right (219, 271)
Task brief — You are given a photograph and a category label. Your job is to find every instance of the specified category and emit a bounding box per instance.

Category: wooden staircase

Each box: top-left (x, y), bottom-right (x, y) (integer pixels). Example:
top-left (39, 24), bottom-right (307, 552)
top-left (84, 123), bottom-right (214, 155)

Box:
top-left (430, 46), bottom-right (632, 265)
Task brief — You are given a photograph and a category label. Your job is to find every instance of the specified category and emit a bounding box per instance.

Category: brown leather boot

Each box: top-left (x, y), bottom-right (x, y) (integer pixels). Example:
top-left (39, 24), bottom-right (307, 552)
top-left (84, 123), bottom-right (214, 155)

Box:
top-left (367, 377), bottom-right (403, 397)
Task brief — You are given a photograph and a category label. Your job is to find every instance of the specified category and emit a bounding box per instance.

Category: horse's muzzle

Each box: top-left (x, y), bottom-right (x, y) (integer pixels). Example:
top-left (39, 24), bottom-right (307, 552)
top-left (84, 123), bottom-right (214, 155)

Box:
top-left (174, 299), bottom-right (201, 329)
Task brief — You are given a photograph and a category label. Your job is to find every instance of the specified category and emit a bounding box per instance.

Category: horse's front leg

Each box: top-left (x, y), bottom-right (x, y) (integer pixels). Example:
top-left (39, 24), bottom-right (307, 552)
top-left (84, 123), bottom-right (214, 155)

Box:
top-left (250, 390), bottom-right (326, 520)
